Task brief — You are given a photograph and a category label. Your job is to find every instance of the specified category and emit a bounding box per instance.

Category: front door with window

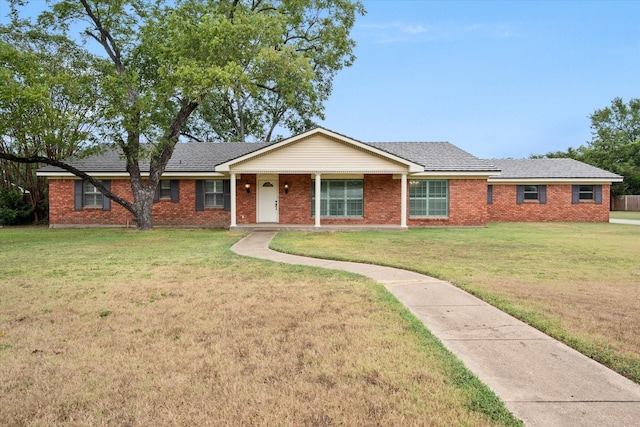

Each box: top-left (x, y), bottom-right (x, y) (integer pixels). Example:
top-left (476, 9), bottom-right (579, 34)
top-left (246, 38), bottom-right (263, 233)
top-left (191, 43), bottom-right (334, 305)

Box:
top-left (257, 178), bottom-right (279, 223)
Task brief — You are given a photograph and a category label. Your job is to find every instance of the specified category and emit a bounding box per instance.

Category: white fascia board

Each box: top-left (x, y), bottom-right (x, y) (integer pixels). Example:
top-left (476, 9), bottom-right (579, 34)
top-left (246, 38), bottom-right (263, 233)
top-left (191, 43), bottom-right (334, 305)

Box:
top-left (228, 169), bottom-right (410, 175)
top-left (37, 171), bottom-right (226, 178)
top-left (160, 172), bottom-right (226, 178)
top-left (36, 171), bottom-right (129, 178)
top-left (215, 127), bottom-right (423, 173)
top-left (488, 177), bottom-right (623, 184)
top-left (410, 171), bottom-right (498, 178)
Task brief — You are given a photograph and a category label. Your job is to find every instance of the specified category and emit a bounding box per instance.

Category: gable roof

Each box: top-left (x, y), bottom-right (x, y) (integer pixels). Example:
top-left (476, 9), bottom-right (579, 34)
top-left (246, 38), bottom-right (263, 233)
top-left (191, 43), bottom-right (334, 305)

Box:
top-left (36, 128), bottom-right (621, 181)
top-left (214, 127), bottom-right (426, 173)
top-left (38, 127), bottom-right (498, 176)
top-left (487, 158), bottom-right (623, 182)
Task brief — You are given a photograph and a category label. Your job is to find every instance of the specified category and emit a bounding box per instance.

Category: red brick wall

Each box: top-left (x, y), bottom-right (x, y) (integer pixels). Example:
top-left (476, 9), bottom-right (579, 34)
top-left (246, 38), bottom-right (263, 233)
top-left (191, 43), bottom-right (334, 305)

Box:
top-left (408, 179), bottom-right (488, 227)
top-left (51, 177), bottom-right (608, 227)
top-left (487, 184), bottom-right (611, 222)
top-left (48, 179), bottom-right (231, 228)
top-left (49, 179), bottom-right (134, 226)
top-left (276, 175), bottom-right (488, 227)
top-left (236, 175), bottom-right (256, 224)
top-left (278, 174), bottom-right (312, 224)
top-left (303, 174), bottom-right (403, 226)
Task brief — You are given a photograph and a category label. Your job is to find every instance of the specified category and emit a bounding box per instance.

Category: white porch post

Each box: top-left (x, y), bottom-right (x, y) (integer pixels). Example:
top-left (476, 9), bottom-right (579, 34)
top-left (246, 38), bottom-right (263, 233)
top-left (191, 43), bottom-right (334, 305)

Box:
top-left (315, 173), bottom-right (322, 228)
top-left (401, 173), bottom-right (408, 228)
top-left (230, 173), bottom-right (237, 227)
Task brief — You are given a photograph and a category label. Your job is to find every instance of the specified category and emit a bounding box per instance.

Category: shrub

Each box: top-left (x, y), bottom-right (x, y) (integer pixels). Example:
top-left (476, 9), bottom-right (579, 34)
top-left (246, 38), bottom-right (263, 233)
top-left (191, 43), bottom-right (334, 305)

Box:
top-left (0, 187), bottom-right (34, 225)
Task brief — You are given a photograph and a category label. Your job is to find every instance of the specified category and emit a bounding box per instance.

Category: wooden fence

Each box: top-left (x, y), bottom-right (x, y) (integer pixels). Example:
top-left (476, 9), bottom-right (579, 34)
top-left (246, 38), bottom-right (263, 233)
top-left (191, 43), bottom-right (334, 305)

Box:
top-left (611, 195), bottom-right (640, 211)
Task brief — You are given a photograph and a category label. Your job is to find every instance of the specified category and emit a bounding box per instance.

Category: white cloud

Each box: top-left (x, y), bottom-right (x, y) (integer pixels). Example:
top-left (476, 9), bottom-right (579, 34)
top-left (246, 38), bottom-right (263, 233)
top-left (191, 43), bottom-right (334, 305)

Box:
top-left (360, 21), bottom-right (519, 44)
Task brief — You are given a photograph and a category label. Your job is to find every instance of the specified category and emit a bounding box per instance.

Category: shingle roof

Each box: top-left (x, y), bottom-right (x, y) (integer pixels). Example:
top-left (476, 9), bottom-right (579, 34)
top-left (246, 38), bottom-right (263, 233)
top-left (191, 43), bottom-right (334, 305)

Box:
top-left (369, 142), bottom-right (498, 172)
top-left (38, 134), bottom-right (619, 180)
top-left (39, 140), bottom-right (498, 174)
top-left (38, 142), bottom-right (274, 173)
top-left (486, 158), bottom-right (622, 180)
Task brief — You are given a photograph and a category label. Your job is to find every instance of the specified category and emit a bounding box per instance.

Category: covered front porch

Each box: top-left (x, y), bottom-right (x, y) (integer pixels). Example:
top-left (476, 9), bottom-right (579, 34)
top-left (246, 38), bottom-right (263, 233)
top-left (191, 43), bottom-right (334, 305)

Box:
top-left (226, 172), bottom-right (411, 229)
top-left (214, 129), bottom-right (424, 230)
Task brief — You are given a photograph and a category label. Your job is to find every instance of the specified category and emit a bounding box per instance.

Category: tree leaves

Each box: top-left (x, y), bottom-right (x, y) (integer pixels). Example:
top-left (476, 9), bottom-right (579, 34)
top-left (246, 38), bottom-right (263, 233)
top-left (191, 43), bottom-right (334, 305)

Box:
top-left (1, 0), bottom-right (364, 228)
top-left (535, 98), bottom-right (640, 196)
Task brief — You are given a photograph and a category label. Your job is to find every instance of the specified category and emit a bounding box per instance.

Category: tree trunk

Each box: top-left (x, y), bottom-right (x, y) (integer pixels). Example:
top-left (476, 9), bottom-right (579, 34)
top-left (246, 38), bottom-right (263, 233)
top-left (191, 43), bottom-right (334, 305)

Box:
top-left (130, 182), bottom-right (155, 231)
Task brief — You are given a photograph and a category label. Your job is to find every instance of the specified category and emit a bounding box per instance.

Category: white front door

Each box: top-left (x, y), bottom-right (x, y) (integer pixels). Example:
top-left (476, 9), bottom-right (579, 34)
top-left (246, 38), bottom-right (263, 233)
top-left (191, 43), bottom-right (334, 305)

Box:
top-left (257, 178), bottom-right (279, 223)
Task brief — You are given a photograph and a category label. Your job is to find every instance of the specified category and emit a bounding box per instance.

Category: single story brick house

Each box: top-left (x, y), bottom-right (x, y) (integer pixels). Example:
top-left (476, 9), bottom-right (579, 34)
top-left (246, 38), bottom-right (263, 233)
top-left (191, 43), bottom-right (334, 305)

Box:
top-left (37, 127), bottom-right (622, 228)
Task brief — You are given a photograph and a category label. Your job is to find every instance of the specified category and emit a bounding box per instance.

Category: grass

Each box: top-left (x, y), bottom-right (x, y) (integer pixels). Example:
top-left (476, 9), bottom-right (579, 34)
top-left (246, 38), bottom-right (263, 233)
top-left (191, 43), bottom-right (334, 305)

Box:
top-left (610, 211), bottom-right (640, 220)
top-left (271, 222), bottom-right (640, 384)
top-left (0, 227), bottom-right (520, 426)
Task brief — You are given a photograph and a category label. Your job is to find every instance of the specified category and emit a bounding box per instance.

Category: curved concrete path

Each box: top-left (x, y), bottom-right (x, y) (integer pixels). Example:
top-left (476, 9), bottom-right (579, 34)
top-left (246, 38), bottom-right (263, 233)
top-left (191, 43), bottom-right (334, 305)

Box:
top-left (231, 231), bottom-right (640, 426)
top-left (610, 218), bottom-right (640, 225)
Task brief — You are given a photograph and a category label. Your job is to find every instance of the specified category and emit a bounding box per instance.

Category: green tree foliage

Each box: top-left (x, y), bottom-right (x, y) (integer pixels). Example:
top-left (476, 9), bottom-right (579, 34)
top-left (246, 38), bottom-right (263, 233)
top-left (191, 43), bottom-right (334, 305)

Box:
top-left (186, 0), bottom-right (363, 142)
top-left (0, 186), bottom-right (34, 225)
top-left (0, 20), bottom-right (101, 222)
top-left (534, 98), bottom-right (640, 195)
top-left (0, 0), bottom-right (364, 230)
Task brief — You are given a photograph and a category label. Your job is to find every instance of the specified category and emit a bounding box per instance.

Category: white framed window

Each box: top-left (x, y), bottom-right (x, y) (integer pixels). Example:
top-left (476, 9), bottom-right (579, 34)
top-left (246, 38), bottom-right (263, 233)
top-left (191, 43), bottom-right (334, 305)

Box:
top-left (312, 180), bottom-right (363, 217)
top-left (83, 181), bottom-right (103, 207)
top-left (579, 185), bottom-right (594, 200)
top-left (204, 180), bottom-right (224, 208)
top-left (524, 185), bottom-right (539, 200)
top-left (409, 180), bottom-right (448, 217)
top-left (159, 180), bottom-right (172, 199)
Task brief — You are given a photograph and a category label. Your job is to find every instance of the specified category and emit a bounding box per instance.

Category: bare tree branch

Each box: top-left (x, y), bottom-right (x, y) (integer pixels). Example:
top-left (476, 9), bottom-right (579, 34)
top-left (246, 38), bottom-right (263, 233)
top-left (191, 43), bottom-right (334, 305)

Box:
top-left (0, 151), bottom-right (136, 213)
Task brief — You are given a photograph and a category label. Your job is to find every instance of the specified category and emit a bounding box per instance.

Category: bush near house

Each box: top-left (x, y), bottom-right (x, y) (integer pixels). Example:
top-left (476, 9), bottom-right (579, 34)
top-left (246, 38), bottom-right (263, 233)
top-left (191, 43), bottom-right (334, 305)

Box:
top-left (0, 187), bottom-right (33, 225)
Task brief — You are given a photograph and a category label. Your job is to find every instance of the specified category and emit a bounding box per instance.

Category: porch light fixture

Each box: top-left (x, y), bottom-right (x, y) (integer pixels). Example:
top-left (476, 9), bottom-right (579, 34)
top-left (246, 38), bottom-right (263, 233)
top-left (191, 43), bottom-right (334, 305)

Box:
top-left (245, 181), bottom-right (250, 193)
top-left (284, 182), bottom-right (289, 194)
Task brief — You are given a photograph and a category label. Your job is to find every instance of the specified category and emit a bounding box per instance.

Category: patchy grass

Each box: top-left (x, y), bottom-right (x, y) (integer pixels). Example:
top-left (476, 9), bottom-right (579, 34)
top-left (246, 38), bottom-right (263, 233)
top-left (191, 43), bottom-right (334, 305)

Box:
top-left (0, 228), bottom-right (519, 426)
top-left (610, 211), bottom-right (640, 220)
top-left (272, 222), bottom-right (640, 384)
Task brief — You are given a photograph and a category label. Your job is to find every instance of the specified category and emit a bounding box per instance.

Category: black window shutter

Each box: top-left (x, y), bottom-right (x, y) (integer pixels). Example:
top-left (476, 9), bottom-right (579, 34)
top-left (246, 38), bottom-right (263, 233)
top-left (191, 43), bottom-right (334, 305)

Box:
top-left (74, 180), bottom-right (83, 211)
top-left (102, 180), bottom-right (111, 211)
top-left (572, 185), bottom-right (580, 204)
top-left (595, 185), bottom-right (603, 205)
top-left (223, 179), bottom-right (231, 211)
top-left (539, 185), bottom-right (547, 204)
top-left (171, 180), bottom-right (179, 203)
top-left (487, 185), bottom-right (493, 204)
top-left (195, 180), bottom-right (204, 211)
top-left (516, 185), bottom-right (524, 204)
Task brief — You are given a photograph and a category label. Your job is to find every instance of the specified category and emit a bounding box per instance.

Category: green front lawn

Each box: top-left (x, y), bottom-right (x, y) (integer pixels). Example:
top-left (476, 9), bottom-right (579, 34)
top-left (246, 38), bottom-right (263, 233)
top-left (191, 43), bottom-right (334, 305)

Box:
top-left (0, 227), bottom-right (519, 426)
top-left (610, 211), bottom-right (640, 220)
top-left (272, 222), bottom-right (640, 384)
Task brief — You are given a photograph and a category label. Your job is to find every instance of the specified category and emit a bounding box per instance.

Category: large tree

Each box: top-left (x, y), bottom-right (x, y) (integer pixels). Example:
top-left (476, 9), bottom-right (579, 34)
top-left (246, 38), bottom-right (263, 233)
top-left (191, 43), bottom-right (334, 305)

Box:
top-left (0, 20), bottom-right (101, 222)
top-left (0, 0), bottom-right (364, 229)
top-left (534, 97), bottom-right (640, 196)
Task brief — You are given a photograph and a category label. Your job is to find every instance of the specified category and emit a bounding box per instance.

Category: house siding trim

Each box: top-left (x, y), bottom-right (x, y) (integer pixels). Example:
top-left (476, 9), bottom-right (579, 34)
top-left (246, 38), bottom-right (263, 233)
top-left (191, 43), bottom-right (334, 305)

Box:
top-left (216, 129), bottom-right (424, 173)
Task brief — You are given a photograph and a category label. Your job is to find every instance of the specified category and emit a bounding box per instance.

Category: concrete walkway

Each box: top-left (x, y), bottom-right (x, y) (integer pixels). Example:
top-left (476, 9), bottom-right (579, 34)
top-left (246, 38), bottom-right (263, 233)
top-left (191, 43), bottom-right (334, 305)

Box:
top-left (610, 218), bottom-right (640, 225)
top-left (231, 231), bottom-right (640, 427)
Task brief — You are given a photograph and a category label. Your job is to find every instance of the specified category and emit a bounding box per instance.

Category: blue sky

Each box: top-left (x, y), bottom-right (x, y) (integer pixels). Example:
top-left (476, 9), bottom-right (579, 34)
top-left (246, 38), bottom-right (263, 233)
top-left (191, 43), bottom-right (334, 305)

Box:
top-left (319, 0), bottom-right (640, 158)
top-left (1, 1), bottom-right (638, 158)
